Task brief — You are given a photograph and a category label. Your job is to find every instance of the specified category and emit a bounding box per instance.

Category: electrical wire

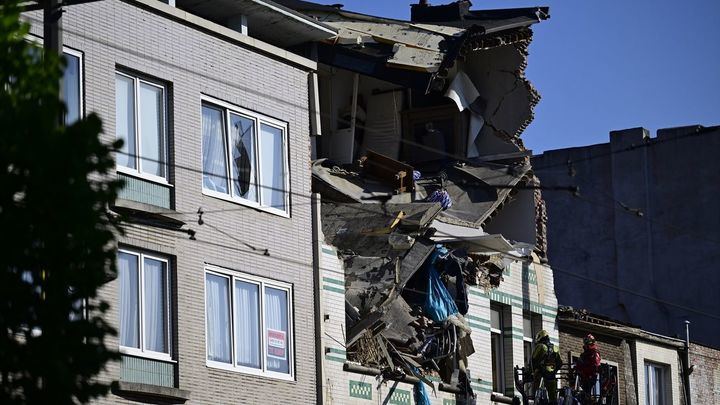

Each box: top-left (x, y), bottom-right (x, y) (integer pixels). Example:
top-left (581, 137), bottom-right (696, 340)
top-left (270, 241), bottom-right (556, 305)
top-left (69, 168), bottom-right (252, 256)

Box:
top-left (21, 13), bottom-right (719, 320)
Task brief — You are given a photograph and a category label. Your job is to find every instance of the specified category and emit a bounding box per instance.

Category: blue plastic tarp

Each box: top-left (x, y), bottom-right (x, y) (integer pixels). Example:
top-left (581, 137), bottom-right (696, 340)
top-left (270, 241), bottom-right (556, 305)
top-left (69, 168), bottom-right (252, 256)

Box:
top-left (423, 246), bottom-right (459, 322)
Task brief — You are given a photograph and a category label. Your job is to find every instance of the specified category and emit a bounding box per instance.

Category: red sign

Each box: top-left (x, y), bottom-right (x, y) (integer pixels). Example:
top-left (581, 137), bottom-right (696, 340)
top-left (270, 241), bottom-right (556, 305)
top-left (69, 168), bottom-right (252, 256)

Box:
top-left (267, 329), bottom-right (286, 360)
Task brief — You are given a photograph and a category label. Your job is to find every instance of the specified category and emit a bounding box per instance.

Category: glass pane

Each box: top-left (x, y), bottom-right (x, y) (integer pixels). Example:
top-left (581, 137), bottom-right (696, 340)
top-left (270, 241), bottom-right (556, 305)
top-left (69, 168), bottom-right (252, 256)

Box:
top-left (62, 53), bottom-right (80, 124)
top-left (139, 83), bottom-right (165, 177)
top-left (235, 280), bottom-right (260, 368)
top-left (202, 106), bottom-right (229, 194)
top-left (259, 124), bottom-right (286, 211)
top-left (491, 333), bottom-right (502, 392)
top-left (491, 307), bottom-right (501, 330)
top-left (118, 252), bottom-right (140, 348)
top-left (115, 75), bottom-right (136, 169)
top-left (645, 364), bottom-right (652, 405)
top-left (523, 316), bottom-right (532, 338)
top-left (229, 113), bottom-right (257, 202)
top-left (205, 274), bottom-right (231, 363)
top-left (523, 341), bottom-right (532, 366)
top-left (143, 258), bottom-right (168, 353)
top-left (264, 287), bottom-right (289, 374)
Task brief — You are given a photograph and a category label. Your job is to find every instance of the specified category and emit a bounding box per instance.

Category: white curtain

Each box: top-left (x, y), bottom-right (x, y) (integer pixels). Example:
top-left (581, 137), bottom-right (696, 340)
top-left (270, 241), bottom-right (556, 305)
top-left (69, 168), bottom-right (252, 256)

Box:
top-left (202, 106), bottom-right (229, 194)
top-left (139, 83), bottom-right (165, 177)
top-left (264, 287), bottom-right (289, 373)
top-left (143, 258), bottom-right (167, 353)
top-left (259, 124), bottom-right (286, 210)
top-left (115, 75), bottom-right (136, 169)
top-left (206, 274), bottom-right (231, 363)
top-left (62, 53), bottom-right (80, 124)
top-left (234, 281), bottom-right (260, 368)
top-left (118, 252), bottom-right (139, 348)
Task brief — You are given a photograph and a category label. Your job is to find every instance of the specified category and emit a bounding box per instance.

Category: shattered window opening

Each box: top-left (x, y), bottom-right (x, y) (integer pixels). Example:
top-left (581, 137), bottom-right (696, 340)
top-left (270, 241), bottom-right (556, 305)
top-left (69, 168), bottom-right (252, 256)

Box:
top-left (201, 97), bottom-right (290, 216)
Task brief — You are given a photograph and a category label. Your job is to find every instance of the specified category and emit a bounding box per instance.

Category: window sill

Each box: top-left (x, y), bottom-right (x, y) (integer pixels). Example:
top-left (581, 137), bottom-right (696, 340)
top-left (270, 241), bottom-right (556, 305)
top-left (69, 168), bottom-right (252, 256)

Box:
top-left (120, 347), bottom-right (176, 363)
top-left (112, 198), bottom-right (185, 228)
top-left (490, 393), bottom-right (515, 404)
top-left (202, 188), bottom-right (290, 218)
top-left (112, 381), bottom-right (190, 403)
top-left (117, 166), bottom-right (173, 187)
top-left (206, 360), bottom-right (294, 382)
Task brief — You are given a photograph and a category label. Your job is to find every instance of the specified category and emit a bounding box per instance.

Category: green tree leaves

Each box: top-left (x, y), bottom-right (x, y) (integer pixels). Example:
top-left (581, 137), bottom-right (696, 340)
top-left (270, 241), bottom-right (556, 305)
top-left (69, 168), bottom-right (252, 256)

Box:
top-left (0, 2), bottom-right (122, 403)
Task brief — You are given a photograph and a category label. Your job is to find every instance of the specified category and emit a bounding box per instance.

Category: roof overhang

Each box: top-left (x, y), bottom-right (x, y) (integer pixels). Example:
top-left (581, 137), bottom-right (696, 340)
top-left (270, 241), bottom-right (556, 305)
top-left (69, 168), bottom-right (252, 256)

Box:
top-left (176, 0), bottom-right (337, 47)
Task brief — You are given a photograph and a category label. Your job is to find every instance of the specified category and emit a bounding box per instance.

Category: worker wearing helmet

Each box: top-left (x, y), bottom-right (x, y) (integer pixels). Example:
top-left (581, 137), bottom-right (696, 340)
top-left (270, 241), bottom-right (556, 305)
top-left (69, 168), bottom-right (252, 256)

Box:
top-left (531, 330), bottom-right (562, 402)
top-left (575, 334), bottom-right (602, 397)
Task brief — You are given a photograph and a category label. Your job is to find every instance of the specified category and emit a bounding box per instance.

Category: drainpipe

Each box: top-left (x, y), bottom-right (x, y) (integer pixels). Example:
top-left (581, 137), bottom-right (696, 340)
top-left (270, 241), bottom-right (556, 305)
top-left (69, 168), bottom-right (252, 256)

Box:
top-left (684, 320), bottom-right (692, 405)
top-left (311, 193), bottom-right (325, 404)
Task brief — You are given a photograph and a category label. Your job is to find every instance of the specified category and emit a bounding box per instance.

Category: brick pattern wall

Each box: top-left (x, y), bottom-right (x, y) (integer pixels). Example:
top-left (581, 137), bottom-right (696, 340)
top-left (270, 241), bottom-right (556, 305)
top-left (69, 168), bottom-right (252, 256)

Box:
top-left (558, 327), bottom-right (628, 404)
top-left (689, 343), bottom-right (720, 405)
top-left (27, 0), bottom-right (317, 403)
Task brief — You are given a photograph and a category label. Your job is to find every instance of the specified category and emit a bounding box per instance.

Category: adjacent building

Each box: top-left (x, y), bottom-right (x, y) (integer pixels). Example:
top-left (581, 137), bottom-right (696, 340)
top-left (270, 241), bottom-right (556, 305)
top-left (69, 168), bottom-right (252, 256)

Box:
top-left (25, 0), bottom-right (335, 402)
top-left (534, 126), bottom-right (720, 405)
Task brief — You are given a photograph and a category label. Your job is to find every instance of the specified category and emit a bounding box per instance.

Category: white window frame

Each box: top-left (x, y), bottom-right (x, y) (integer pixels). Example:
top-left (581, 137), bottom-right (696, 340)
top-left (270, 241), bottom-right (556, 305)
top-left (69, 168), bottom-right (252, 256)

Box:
top-left (490, 305), bottom-right (505, 394)
top-left (24, 37), bottom-right (84, 123)
top-left (200, 95), bottom-right (290, 217)
top-left (118, 249), bottom-right (173, 363)
top-left (204, 265), bottom-right (294, 381)
top-left (645, 361), bottom-right (668, 405)
top-left (522, 312), bottom-right (536, 367)
top-left (115, 71), bottom-right (170, 185)
top-left (62, 47), bottom-right (84, 122)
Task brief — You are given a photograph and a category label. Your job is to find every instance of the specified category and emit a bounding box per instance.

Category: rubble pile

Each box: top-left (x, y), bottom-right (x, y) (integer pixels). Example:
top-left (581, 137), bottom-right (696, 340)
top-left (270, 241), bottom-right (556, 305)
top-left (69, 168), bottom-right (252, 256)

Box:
top-left (315, 152), bottom-right (540, 401)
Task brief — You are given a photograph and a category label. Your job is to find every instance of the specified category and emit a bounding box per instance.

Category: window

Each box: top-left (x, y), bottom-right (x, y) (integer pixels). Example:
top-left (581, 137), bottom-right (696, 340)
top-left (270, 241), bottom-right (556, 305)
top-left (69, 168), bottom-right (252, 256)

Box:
top-left (118, 250), bottom-right (171, 360)
top-left (201, 98), bottom-right (289, 215)
top-left (523, 314), bottom-right (534, 367)
top-left (205, 267), bottom-right (293, 379)
top-left (23, 40), bottom-right (82, 124)
top-left (490, 305), bottom-right (505, 393)
top-left (62, 49), bottom-right (82, 124)
top-left (115, 72), bottom-right (168, 182)
top-left (645, 362), bottom-right (668, 405)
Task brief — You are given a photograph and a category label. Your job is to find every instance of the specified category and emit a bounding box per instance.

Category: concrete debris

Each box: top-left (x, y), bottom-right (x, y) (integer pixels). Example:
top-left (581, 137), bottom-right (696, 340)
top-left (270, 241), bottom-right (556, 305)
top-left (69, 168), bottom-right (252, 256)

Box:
top-left (283, 0), bottom-right (553, 397)
top-left (315, 151), bottom-right (527, 392)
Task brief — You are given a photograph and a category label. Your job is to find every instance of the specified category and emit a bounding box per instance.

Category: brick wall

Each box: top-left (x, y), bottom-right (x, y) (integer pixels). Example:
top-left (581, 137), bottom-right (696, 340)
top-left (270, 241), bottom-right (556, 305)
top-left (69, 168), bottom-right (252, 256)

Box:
top-left (558, 326), bottom-right (628, 404)
top-left (689, 343), bottom-right (720, 405)
top-left (26, 0), bottom-right (317, 403)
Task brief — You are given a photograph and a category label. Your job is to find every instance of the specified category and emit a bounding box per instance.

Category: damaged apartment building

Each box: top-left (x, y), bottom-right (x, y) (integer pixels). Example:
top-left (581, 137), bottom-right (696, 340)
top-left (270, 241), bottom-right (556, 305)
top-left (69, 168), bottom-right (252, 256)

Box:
top-left (271, 1), bottom-right (560, 403)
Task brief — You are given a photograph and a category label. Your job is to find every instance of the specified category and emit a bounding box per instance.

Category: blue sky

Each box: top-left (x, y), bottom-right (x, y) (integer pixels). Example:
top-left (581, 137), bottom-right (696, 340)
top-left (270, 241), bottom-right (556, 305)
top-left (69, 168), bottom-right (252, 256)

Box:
top-left (315, 0), bottom-right (720, 153)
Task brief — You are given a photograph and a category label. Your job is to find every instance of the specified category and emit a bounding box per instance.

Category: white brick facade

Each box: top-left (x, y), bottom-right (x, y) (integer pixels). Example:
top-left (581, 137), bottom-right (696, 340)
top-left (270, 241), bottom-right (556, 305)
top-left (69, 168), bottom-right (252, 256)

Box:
top-left (26, 0), bottom-right (318, 402)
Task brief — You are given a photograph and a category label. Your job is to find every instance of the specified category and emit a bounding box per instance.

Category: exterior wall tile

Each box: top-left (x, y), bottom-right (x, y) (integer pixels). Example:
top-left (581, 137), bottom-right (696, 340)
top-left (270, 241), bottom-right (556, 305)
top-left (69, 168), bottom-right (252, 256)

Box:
top-left (27, 0), bottom-right (317, 402)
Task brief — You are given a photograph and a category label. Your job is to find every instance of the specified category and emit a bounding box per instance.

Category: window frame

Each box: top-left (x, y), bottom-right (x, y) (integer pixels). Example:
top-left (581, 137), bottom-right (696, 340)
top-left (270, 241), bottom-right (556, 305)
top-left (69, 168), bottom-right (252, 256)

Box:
top-left (62, 47), bottom-right (84, 124)
top-left (115, 71), bottom-right (171, 186)
top-left (523, 312), bottom-right (541, 367)
top-left (200, 95), bottom-right (291, 218)
top-left (24, 37), bottom-right (84, 124)
top-left (117, 248), bottom-right (173, 363)
top-left (644, 361), bottom-right (668, 405)
top-left (204, 265), bottom-right (294, 381)
top-left (490, 305), bottom-right (505, 394)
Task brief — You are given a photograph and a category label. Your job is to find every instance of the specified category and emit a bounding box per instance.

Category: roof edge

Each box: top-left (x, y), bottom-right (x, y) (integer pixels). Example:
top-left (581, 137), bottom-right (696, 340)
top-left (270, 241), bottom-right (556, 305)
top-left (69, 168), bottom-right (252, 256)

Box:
top-left (126, 0), bottom-right (318, 71)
